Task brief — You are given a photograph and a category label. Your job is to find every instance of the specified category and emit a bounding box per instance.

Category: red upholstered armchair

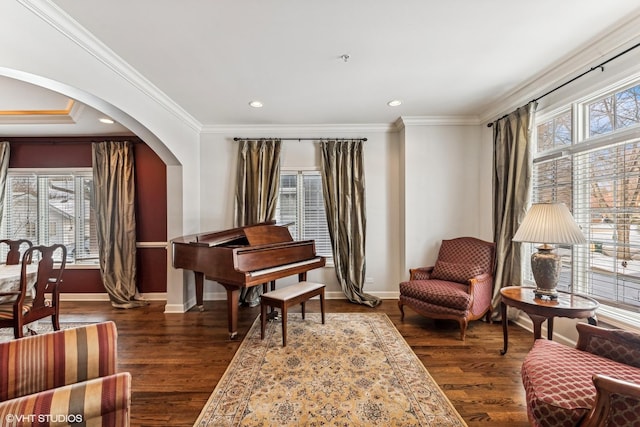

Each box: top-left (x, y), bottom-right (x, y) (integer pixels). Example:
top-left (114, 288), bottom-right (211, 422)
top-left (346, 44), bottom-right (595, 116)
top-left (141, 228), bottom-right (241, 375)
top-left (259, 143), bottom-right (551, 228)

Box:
top-left (398, 237), bottom-right (496, 340)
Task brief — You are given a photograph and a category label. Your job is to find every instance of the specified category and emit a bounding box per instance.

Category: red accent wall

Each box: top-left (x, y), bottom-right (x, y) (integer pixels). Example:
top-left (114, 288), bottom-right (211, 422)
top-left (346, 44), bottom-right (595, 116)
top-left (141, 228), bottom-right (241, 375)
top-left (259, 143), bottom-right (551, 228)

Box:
top-left (5, 137), bottom-right (167, 294)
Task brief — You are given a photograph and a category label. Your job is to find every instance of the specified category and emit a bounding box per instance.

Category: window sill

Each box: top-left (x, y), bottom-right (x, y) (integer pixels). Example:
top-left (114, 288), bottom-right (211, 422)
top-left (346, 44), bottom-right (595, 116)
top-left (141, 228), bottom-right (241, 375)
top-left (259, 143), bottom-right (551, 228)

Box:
top-left (65, 263), bottom-right (100, 270)
top-left (596, 304), bottom-right (640, 334)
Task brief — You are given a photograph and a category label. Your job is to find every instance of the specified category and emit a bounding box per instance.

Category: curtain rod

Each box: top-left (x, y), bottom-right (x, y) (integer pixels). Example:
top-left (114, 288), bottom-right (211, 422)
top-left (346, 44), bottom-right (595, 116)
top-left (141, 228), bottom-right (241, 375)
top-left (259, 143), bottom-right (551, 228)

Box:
top-left (233, 137), bottom-right (367, 142)
top-left (487, 41), bottom-right (640, 128)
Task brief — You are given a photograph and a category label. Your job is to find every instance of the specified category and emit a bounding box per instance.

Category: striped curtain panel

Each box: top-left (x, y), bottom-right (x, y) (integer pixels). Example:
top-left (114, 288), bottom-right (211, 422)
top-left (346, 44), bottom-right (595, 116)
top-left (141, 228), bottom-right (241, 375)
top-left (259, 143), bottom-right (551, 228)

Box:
top-left (0, 142), bottom-right (9, 226)
top-left (491, 102), bottom-right (537, 313)
top-left (93, 141), bottom-right (147, 308)
top-left (235, 139), bottom-right (281, 306)
top-left (320, 139), bottom-right (380, 307)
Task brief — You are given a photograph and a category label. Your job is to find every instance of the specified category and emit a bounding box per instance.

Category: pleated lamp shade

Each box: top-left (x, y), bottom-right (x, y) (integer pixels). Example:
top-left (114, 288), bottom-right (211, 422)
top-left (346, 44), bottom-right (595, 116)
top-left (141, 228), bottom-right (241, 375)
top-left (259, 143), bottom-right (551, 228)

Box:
top-left (513, 203), bottom-right (586, 245)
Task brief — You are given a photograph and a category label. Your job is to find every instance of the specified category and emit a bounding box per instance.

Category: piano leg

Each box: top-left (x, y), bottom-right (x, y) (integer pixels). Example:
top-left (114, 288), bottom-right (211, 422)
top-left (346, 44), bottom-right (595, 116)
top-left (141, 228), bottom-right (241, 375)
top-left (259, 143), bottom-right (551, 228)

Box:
top-left (224, 286), bottom-right (240, 339)
top-left (267, 280), bottom-right (278, 320)
top-left (194, 271), bottom-right (205, 312)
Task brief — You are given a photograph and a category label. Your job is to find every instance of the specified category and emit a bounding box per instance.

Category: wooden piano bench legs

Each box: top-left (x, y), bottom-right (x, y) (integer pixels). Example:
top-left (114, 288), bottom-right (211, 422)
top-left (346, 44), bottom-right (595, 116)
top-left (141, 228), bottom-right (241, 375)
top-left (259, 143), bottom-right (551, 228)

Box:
top-left (260, 281), bottom-right (326, 347)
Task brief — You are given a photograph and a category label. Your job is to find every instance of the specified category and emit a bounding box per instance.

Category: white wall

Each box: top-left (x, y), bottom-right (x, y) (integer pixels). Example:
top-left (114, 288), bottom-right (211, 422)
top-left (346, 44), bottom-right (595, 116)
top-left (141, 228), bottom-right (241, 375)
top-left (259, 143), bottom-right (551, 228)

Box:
top-left (401, 120), bottom-right (490, 277)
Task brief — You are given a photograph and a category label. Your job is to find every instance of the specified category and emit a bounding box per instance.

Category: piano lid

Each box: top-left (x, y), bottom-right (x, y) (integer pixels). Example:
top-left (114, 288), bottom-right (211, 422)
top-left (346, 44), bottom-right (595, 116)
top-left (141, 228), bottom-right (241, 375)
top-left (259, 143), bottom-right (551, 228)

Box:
top-left (173, 222), bottom-right (294, 247)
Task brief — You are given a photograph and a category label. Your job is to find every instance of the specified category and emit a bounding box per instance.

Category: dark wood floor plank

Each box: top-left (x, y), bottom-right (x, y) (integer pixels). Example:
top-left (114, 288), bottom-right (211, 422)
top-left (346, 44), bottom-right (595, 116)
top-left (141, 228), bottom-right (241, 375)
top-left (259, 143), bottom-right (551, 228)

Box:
top-left (56, 299), bottom-right (532, 427)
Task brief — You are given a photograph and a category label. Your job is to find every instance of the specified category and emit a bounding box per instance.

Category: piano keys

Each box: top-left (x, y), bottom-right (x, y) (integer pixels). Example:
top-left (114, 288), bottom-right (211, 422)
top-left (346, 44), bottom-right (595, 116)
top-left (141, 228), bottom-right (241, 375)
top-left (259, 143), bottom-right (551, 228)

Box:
top-left (172, 222), bottom-right (326, 338)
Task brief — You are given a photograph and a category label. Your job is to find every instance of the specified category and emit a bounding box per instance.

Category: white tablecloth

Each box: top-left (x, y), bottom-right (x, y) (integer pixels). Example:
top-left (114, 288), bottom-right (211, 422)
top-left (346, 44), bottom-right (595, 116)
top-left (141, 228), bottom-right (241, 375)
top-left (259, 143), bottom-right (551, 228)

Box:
top-left (0, 264), bottom-right (38, 303)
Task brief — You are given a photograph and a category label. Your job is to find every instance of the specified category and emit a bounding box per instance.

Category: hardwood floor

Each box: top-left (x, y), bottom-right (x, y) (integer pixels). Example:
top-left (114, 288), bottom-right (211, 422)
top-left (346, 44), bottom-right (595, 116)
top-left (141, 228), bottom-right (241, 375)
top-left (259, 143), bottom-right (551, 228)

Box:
top-left (59, 299), bottom-right (533, 426)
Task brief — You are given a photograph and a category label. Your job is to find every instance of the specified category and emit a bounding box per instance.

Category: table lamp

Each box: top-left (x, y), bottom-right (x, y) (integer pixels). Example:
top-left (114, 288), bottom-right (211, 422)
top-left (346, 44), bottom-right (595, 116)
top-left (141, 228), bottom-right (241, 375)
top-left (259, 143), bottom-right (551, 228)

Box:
top-left (512, 203), bottom-right (586, 299)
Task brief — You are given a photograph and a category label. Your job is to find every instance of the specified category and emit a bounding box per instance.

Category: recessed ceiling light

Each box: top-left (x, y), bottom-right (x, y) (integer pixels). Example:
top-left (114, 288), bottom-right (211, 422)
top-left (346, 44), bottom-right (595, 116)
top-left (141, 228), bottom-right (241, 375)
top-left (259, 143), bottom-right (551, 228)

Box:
top-left (249, 100), bottom-right (263, 108)
top-left (99, 117), bottom-right (115, 124)
top-left (387, 100), bottom-right (402, 107)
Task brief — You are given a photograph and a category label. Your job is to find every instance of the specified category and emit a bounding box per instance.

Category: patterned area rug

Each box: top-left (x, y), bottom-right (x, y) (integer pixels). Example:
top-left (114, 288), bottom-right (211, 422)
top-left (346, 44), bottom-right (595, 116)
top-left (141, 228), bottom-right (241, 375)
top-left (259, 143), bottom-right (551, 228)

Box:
top-left (194, 312), bottom-right (467, 426)
top-left (0, 322), bottom-right (92, 342)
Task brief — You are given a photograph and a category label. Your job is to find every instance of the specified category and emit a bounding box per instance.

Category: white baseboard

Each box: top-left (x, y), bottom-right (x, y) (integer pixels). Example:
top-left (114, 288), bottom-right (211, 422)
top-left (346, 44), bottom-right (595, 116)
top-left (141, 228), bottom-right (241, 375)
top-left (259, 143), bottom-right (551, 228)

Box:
top-left (512, 313), bottom-right (577, 347)
top-left (59, 293), bottom-right (167, 302)
top-left (58, 290), bottom-right (398, 313)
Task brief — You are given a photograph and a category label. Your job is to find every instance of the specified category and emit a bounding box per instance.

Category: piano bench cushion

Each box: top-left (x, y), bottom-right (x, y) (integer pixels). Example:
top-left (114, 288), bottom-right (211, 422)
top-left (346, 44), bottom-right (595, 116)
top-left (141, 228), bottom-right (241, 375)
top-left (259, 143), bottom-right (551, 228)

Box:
top-left (261, 281), bottom-right (325, 302)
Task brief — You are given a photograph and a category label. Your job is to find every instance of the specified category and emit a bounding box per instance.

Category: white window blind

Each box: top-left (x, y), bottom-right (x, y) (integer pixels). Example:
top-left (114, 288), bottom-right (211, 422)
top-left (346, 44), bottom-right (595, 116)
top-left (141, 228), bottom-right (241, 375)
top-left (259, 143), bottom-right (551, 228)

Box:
top-left (276, 170), bottom-right (332, 260)
top-left (1, 170), bottom-right (99, 264)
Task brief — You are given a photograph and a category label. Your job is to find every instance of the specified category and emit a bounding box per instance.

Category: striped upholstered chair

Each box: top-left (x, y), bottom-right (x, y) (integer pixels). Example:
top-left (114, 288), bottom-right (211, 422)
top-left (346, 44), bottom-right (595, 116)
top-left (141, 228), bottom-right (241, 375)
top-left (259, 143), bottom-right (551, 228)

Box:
top-left (0, 321), bottom-right (131, 426)
top-left (398, 237), bottom-right (496, 340)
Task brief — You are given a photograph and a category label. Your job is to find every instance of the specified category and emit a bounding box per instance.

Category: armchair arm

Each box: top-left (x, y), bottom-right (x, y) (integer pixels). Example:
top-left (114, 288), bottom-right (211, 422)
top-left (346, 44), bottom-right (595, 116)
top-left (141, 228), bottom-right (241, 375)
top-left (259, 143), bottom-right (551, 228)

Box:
top-left (576, 323), bottom-right (640, 368)
top-left (579, 374), bottom-right (640, 427)
top-left (409, 266), bottom-right (434, 280)
top-left (0, 373), bottom-right (131, 427)
top-left (469, 272), bottom-right (491, 285)
top-left (467, 273), bottom-right (494, 319)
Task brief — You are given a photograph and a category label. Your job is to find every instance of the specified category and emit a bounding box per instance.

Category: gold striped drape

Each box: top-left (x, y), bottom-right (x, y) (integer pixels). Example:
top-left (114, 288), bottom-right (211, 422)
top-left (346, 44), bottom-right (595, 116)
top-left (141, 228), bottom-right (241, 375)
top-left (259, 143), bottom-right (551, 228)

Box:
top-left (320, 139), bottom-right (380, 307)
top-left (93, 141), bottom-right (147, 308)
top-left (0, 142), bottom-right (9, 225)
top-left (235, 139), bottom-right (281, 306)
top-left (491, 102), bottom-right (537, 312)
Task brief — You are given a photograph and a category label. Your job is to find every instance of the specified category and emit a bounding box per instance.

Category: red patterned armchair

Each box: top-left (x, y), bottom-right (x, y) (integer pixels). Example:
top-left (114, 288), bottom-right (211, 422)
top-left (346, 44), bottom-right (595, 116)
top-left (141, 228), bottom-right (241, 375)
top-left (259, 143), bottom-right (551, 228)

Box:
top-left (398, 237), bottom-right (496, 340)
top-left (0, 321), bottom-right (131, 426)
top-left (522, 323), bottom-right (640, 427)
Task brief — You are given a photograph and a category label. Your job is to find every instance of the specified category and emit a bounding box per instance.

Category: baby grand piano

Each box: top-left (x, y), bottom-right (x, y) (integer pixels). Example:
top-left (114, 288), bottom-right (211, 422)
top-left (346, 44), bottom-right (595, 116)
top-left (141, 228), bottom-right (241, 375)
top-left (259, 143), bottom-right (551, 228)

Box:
top-left (172, 222), bottom-right (326, 338)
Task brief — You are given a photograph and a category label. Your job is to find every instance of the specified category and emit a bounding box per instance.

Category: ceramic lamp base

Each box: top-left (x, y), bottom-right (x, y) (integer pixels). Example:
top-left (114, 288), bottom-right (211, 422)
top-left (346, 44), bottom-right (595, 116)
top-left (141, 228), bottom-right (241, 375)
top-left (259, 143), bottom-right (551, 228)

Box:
top-left (531, 245), bottom-right (561, 300)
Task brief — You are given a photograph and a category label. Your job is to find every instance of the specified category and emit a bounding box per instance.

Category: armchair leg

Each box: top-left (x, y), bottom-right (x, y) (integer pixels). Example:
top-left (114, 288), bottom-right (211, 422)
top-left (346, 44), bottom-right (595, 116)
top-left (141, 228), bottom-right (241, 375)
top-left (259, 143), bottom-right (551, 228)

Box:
top-left (484, 308), bottom-right (493, 324)
top-left (459, 319), bottom-right (468, 341)
top-left (398, 301), bottom-right (405, 320)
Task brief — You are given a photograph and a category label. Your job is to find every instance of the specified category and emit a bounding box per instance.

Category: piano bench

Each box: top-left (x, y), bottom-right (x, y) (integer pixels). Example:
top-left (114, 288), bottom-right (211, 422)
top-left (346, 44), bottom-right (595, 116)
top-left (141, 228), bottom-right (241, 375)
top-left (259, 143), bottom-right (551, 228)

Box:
top-left (260, 281), bottom-right (326, 347)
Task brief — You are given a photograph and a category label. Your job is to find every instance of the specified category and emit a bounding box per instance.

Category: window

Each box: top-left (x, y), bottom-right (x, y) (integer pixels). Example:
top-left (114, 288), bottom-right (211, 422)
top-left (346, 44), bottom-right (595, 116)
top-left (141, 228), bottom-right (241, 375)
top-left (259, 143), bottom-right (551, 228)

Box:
top-left (275, 170), bottom-right (332, 260)
top-left (532, 81), bottom-right (640, 313)
top-left (1, 169), bottom-right (98, 264)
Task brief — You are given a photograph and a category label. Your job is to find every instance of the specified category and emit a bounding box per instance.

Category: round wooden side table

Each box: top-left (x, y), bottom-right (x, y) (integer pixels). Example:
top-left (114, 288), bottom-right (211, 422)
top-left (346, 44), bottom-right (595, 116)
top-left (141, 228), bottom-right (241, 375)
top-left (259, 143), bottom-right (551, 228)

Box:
top-left (499, 286), bottom-right (599, 355)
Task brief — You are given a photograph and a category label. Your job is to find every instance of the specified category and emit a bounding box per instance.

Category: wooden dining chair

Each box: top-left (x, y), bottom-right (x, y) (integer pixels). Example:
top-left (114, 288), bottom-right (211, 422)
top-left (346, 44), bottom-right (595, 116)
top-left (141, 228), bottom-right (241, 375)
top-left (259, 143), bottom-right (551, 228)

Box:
top-left (0, 244), bottom-right (67, 338)
top-left (0, 239), bottom-right (33, 265)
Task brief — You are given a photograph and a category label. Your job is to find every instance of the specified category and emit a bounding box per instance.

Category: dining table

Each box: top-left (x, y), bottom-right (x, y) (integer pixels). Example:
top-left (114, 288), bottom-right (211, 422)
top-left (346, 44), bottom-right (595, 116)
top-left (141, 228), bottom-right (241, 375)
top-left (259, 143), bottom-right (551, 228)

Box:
top-left (0, 263), bottom-right (38, 303)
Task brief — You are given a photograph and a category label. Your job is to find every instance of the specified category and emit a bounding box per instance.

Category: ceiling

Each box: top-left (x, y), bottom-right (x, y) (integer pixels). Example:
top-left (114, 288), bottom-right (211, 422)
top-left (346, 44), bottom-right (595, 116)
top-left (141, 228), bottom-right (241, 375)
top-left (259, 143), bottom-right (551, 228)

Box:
top-left (3, 0), bottom-right (640, 136)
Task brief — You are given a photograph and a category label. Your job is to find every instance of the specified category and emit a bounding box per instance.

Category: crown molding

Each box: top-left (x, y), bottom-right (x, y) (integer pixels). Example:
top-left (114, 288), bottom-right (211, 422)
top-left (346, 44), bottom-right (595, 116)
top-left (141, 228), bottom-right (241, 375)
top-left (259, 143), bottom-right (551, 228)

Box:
top-left (201, 122), bottom-right (396, 135)
top-left (396, 116), bottom-right (482, 129)
top-left (18, 0), bottom-right (202, 133)
top-left (481, 12), bottom-right (640, 124)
